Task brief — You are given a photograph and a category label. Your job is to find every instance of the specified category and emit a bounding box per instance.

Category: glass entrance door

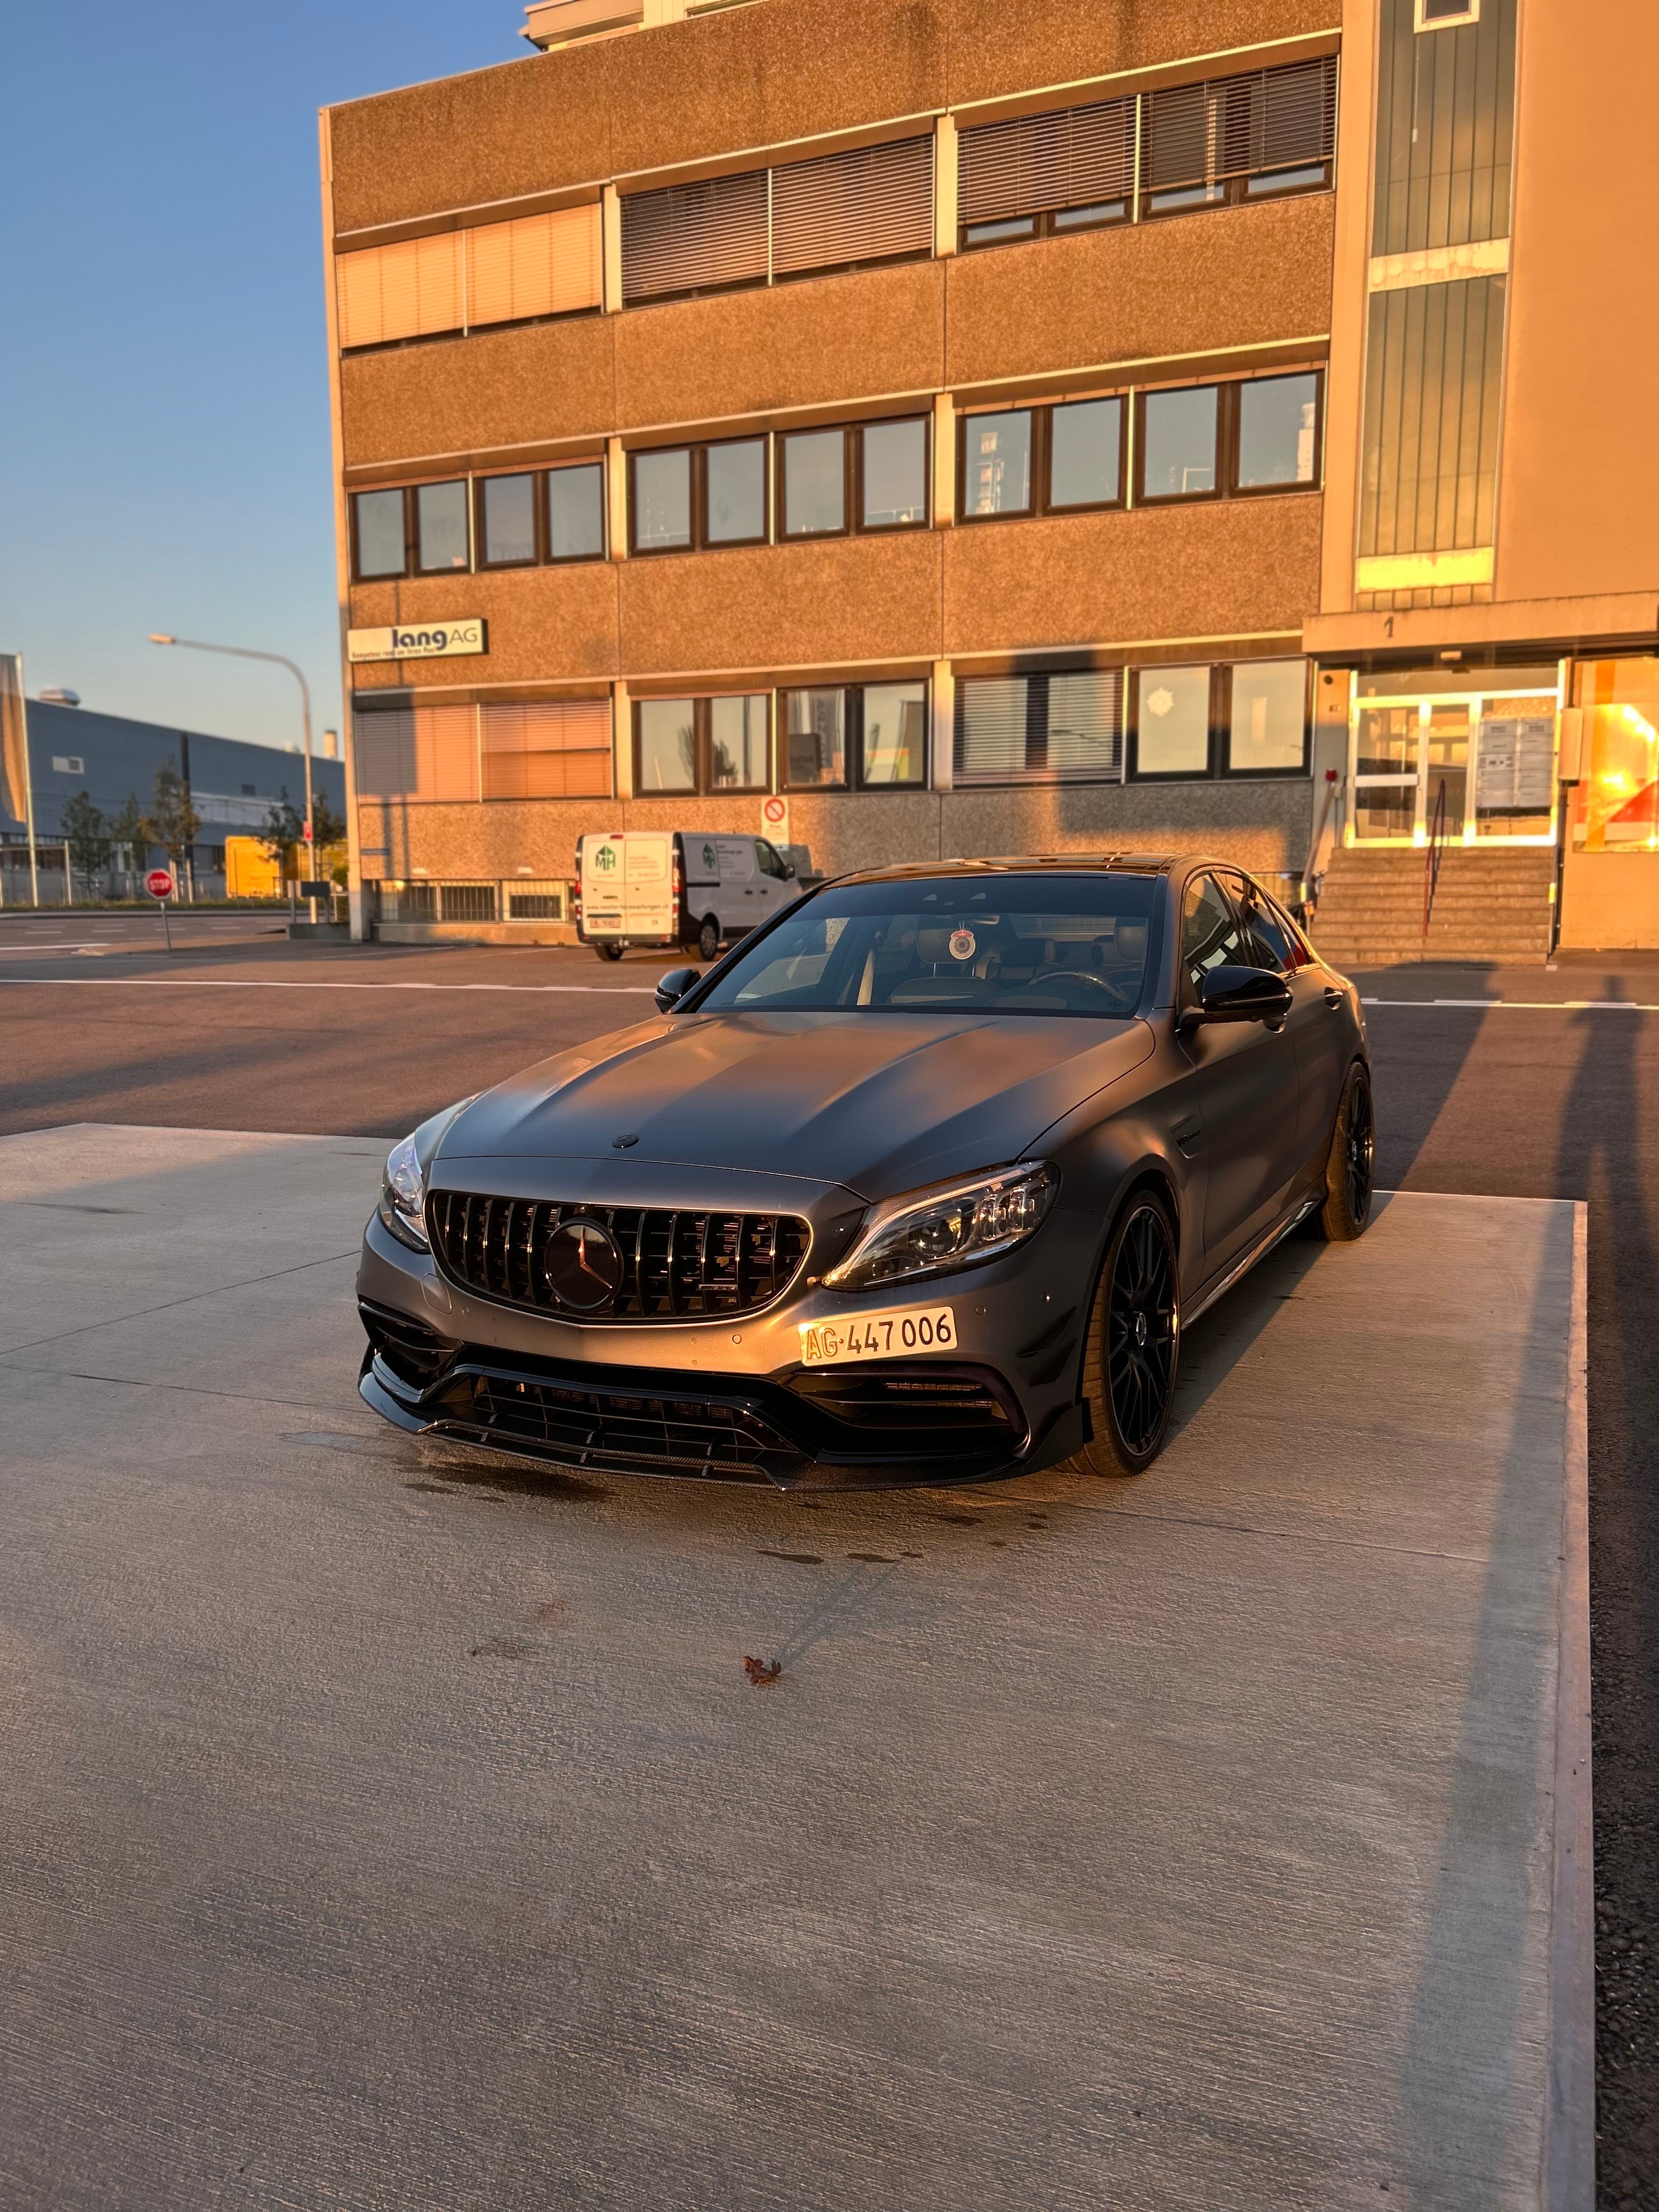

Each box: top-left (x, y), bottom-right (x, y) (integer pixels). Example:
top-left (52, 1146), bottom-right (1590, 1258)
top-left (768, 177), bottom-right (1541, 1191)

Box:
top-left (1346, 673), bottom-right (1564, 847)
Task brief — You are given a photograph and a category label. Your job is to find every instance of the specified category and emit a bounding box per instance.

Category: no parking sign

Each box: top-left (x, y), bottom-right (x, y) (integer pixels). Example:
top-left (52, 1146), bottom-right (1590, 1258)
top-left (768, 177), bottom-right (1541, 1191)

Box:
top-left (760, 794), bottom-right (789, 846)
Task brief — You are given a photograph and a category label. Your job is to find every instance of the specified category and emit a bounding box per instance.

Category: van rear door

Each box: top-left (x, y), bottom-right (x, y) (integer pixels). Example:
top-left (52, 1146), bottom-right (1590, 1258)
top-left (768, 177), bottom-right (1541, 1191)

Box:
top-left (579, 833), bottom-right (626, 938)
top-left (621, 833), bottom-right (675, 941)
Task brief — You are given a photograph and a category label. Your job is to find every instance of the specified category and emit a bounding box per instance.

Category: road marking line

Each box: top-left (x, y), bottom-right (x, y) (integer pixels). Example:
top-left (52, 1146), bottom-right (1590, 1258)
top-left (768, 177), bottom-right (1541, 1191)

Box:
top-left (0, 975), bottom-right (657, 995)
top-left (1362, 996), bottom-right (1658, 1011)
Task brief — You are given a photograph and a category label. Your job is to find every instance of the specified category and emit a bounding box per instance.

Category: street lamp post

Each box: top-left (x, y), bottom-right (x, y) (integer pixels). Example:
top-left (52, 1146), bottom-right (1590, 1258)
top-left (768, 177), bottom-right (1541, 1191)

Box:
top-left (149, 633), bottom-right (317, 919)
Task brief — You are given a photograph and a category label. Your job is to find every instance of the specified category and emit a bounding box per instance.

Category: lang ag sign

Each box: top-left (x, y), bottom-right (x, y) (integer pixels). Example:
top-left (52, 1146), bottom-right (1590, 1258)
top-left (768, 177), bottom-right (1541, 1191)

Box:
top-left (347, 618), bottom-right (487, 664)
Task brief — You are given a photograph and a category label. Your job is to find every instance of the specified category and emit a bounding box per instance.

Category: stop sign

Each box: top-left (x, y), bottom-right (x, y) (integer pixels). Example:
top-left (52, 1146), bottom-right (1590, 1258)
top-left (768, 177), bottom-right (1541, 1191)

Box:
top-left (145, 867), bottom-right (174, 900)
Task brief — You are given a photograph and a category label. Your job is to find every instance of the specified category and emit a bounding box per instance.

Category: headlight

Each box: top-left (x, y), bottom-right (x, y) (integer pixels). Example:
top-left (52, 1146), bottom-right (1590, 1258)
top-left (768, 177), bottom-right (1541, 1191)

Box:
top-left (377, 1132), bottom-right (428, 1250)
top-left (825, 1162), bottom-right (1058, 1292)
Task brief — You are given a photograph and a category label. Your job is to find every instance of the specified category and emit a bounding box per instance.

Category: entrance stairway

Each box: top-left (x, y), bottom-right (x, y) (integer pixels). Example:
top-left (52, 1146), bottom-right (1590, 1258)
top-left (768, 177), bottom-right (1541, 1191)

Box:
top-left (1308, 845), bottom-right (1556, 968)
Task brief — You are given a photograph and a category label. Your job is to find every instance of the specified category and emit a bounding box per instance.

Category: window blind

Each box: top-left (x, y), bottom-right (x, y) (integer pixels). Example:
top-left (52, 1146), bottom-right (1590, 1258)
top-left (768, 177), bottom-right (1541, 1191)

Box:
top-left (336, 232), bottom-right (464, 351)
top-left (621, 170), bottom-right (769, 303)
top-left (465, 205), bottom-right (603, 329)
top-left (958, 98), bottom-right (1135, 227)
top-left (953, 672), bottom-right (1122, 786)
top-left (480, 699), bottom-right (612, 799)
top-left (353, 704), bottom-right (480, 801)
top-left (1144, 55), bottom-right (1338, 194)
top-left (769, 135), bottom-right (934, 278)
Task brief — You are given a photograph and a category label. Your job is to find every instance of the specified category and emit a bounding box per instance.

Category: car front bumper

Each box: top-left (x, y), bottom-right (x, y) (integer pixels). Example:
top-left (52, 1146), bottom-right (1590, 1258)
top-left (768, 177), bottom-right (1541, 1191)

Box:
top-left (355, 1208), bottom-right (1096, 1491)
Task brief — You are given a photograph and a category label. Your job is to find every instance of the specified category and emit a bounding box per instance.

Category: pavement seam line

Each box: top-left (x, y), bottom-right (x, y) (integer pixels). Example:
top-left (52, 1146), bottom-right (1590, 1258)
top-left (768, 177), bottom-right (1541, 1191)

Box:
top-left (0, 1250), bottom-right (361, 1358)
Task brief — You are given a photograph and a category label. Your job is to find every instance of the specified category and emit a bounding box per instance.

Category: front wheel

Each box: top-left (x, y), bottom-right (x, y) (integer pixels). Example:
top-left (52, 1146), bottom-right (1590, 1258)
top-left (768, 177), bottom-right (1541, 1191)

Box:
top-left (1317, 1062), bottom-right (1374, 1241)
top-left (697, 916), bottom-right (721, 962)
top-left (1069, 1194), bottom-right (1181, 1479)
top-left (594, 942), bottom-right (624, 963)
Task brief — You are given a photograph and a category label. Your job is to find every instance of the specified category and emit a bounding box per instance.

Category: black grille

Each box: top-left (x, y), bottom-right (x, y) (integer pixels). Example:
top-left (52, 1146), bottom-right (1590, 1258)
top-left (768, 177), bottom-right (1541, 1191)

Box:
top-left (428, 1192), bottom-right (809, 1322)
top-left (789, 1364), bottom-right (1023, 1446)
top-left (358, 1298), bottom-right (459, 1391)
top-left (426, 1365), bottom-right (803, 1485)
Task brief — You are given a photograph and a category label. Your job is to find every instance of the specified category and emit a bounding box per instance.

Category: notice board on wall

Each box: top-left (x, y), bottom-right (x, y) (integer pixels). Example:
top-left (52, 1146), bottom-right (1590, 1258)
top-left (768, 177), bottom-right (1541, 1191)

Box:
top-left (1476, 716), bottom-right (1556, 810)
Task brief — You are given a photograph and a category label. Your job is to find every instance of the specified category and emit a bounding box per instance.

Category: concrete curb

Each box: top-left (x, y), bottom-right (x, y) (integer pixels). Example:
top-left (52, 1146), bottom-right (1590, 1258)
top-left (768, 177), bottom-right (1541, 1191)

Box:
top-left (1545, 1200), bottom-right (1595, 2211)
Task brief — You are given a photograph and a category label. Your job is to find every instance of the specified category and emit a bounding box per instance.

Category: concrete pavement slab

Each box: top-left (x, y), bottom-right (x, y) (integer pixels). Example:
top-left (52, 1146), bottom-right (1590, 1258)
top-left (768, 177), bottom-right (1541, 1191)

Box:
top-left (0, 1126), bottom-right (1589, 2211)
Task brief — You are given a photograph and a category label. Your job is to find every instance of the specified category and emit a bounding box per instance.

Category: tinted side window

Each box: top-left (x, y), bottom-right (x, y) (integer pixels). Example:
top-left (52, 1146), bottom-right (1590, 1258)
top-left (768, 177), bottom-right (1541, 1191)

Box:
top-left (1240, 883), bottom-right (1294, 971)
top-left (1182, 873), bottom-right (1246, 994)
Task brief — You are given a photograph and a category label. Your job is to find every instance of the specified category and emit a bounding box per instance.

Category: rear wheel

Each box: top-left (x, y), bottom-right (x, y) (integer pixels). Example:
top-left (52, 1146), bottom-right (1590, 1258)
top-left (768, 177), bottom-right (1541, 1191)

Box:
top-left (1070, 1193), bottom-right (1180, 1478)
top-left (697, 915), bottom-right (721, 962)
top-left (594, 942), bottom-right (624, 963)
top-left (1317, 1062), bottom-right (1374, 1241)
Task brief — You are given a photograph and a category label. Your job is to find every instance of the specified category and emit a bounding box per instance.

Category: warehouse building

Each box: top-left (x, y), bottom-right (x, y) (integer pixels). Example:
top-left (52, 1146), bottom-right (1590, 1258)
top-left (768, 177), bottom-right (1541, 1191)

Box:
top-left (321, 0), bottom-right (1659, 956)
top-left (0, 698), bottom-right (346, 902)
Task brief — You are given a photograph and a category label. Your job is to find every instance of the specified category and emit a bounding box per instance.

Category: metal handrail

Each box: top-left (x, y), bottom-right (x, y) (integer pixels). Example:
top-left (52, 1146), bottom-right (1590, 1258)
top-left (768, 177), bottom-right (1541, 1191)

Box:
top-left (1422, 777), bottom-right (1449, 939)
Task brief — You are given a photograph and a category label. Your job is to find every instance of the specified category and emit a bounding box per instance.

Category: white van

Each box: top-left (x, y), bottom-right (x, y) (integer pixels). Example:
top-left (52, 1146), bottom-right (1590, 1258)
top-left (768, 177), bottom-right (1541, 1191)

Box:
top-left (575, 831), bottom-right (804, 962)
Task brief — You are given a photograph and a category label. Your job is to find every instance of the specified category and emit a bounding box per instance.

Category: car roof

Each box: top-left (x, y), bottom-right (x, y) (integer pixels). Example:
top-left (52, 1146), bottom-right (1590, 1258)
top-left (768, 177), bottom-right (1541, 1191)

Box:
top-left (823, 854), bottom-right (1191, 887)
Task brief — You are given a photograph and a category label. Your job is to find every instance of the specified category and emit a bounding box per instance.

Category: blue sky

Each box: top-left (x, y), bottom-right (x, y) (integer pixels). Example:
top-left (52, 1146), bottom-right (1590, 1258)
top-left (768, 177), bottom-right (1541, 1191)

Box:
top-left (0, 3), bottom-right (521, 754)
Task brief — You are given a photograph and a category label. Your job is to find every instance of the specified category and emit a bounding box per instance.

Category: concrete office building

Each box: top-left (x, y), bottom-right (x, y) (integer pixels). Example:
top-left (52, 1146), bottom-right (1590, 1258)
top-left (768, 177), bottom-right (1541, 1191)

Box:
top-left (0, 699), bottom-right (347, 902)
top-left (321, 0), bottom-right (1659, 954)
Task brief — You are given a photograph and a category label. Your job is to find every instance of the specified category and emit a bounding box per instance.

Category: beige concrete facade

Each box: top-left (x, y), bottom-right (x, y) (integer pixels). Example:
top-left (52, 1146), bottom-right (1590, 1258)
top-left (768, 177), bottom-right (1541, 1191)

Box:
top-left (323, 0), bottom-right (1658, 949)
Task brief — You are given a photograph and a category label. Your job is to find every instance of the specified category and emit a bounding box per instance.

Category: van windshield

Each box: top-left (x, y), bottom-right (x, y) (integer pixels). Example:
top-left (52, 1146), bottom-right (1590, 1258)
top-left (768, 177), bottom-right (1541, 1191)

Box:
top-left (697, 874), bottom-right (1157, 1017)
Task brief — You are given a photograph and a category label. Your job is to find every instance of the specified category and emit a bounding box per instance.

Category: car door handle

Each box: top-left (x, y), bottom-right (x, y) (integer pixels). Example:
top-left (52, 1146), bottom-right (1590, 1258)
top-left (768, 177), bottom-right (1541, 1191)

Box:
top-left (1324, 987), bottom-right (1343, 1009)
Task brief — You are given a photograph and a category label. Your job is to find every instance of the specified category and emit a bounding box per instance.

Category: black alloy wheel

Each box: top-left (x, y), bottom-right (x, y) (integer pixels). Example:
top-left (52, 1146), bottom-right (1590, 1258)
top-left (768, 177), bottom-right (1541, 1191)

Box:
top-left (1071, 1195), bottom-right (1180, 1478)
top-left (1317, 1063), bottom-right (1374, 1242)
top-left (697, 916), bottom-right (721, 962)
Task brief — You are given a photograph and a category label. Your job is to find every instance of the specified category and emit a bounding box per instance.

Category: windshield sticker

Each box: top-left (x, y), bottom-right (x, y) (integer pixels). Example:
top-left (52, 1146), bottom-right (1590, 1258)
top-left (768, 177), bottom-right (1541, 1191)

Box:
top-left (949, 928), bottom-right (977, 962)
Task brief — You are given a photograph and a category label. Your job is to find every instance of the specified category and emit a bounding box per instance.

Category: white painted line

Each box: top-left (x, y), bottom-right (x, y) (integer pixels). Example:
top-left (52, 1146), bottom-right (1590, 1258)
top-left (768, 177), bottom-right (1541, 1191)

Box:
top-left (1546, 1200), bottom-right (1594, 2212)
top-left (1363, 996), bottom-right (1658, 1011)
top-left (0, 975), bottom-right (656, 995)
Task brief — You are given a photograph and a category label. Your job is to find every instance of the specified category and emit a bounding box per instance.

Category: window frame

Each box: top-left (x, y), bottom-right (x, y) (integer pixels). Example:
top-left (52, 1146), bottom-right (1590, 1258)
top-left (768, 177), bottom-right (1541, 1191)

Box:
top-left (1415, 0), bottom-right (1479, 27)
top-left (959, 198), bottom-right (1131, 254)
top-left (779, 681), bottom-right (929, 793)
top-left (351, 486), bottom-right (414, 583)
top-left (632, 693), bottom-right (772, 798)
top-left (629, 438), bottom-right (771, 556)
top-left (956, 397), bottom-right (1126, 526)
top-left (413, 478), bottom-right (473, 577)
top-left (777, 426), bottom-right (851, 543)
top-left (474, 470), bottom-right (542, 572)
top-left (1137, 64), bottom-right (1340, 222)
top-left (1128, 661), bottom-right (1312, 782)
top-left (1133, 375), bottom-right (1325, 506)
top-left (544, 459), bottom-right (609, 565)
top-left (855, 415), bottom-right (932, 534)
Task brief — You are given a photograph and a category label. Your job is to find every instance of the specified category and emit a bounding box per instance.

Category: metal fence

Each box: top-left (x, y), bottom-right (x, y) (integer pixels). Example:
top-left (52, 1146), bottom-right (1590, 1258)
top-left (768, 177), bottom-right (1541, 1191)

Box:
top-left (369, 879), bottom-right (569, 926)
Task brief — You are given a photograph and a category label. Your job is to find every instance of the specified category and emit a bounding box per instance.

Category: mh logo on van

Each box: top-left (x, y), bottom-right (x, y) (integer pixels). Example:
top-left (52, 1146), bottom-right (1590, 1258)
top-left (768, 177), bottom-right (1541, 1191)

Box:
top-left (346, 618), bottom-right (488, 664)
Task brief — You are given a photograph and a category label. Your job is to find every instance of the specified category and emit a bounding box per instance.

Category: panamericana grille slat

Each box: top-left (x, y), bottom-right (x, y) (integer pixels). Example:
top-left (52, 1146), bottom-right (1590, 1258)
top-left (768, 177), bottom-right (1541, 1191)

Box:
top-left (428, 1190), bottom-right (808, 1322)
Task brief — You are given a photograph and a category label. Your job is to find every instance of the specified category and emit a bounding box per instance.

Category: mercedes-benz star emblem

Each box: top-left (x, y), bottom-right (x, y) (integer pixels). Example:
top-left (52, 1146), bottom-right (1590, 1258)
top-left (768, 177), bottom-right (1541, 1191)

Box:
top-left (544, 1220), bottom-right (623, 1313)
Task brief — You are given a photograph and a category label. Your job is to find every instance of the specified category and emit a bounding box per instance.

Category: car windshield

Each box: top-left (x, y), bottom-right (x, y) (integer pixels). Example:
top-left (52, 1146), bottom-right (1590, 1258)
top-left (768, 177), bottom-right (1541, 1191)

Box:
top-left (697, 874), bottom-right (1157, 1017)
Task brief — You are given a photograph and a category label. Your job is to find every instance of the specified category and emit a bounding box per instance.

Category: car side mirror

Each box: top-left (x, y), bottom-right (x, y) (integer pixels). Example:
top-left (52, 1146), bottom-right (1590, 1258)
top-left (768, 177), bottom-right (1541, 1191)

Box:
top-left (782, 860), bottom-right (796, 879)
top-left (654, 966), bottom-right (701, 1014)
top-left (1181, 963), bottom-right (1294, 1031)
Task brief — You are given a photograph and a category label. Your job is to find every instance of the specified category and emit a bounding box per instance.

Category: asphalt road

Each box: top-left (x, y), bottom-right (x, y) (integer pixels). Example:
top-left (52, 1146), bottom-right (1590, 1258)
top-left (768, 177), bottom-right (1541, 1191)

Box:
top-left (2, 913), bottom-right (1655, 2207)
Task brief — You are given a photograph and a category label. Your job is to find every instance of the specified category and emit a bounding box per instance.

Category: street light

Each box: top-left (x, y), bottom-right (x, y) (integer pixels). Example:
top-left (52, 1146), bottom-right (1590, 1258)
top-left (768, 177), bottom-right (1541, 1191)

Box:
top-left (149, 633), bottom-right (317, 918)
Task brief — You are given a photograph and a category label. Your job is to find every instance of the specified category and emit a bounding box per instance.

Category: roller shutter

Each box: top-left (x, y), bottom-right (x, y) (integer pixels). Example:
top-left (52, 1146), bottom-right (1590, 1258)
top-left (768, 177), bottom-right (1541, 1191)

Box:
top-left (465, 205), bottom-right (603, 328)
top-left (1143, 55), bottom-right (1338, 197)
top-left (769, 135), bottom-right (934, 279)
top-left (953, 672), bottom-right (1122, 786)
top-left (353, 705), bottom-right (479, 800)
top-left (621, 170), bottom-right (769, 304)
top-left (481, 698), bottom-right (612, 799)
top-left (336, 232), bottom-right (464, 350)
top-left (958, 99), bottom-right (1135, 227)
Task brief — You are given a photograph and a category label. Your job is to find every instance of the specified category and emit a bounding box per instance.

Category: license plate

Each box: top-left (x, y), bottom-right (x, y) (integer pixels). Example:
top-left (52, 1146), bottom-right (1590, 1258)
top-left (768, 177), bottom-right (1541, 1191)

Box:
top-left (798, 1305), bottom-right (957, 1366)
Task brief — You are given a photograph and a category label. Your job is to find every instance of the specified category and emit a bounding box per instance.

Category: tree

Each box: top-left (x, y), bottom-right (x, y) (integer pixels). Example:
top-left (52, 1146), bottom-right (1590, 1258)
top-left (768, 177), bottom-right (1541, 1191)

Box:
top-left (61, 792), bottom-right (110, 891)
top-left (310, 791), bottom-right (346, 849)
top-left (140, 762), bottom-right (201, 869)
top-left (105, 793), bottom-right (146, 893)
top-left (258, 789), bottom-right (306, 882)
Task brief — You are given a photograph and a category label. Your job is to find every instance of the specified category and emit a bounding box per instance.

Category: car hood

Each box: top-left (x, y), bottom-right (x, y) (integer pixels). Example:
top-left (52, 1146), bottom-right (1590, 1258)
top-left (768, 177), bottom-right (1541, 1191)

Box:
top-left (438, 1010), bottom-right (1154, 1201)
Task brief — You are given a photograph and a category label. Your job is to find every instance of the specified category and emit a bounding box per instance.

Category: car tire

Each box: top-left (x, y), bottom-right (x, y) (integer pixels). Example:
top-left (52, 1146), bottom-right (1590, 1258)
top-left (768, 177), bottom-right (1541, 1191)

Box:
top-left (1316, 1062), bottom-right (1374, 1242)
top-left (595, 943), bottom-right (624, 963)
top-left (1069, 1191), bottom-right (1181, 1479)
top-left (697, 916), bottom-right (721, 962)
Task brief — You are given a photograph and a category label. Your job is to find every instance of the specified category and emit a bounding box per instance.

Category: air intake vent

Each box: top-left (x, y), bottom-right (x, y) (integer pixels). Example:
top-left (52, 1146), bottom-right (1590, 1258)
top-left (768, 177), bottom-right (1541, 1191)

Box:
top-left (428, 1192), bottom-right (810, 1322)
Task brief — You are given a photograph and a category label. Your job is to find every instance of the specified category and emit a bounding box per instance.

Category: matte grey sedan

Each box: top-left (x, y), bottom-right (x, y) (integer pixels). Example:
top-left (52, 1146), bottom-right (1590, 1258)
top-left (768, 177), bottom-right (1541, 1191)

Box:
top-left (357, 857), bottom-right (1372, 1487)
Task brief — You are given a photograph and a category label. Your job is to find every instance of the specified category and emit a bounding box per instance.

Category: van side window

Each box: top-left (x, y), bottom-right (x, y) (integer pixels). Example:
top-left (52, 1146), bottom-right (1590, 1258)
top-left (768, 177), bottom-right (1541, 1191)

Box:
top-left (757, 840), bottom-right (788, 878)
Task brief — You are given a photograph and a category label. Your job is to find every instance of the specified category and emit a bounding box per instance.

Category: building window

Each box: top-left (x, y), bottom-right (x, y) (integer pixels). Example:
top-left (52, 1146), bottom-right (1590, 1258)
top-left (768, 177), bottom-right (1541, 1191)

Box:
top-left (355, 697), bottom-right (611, 803)
top-left (415, 481), bottom-right (470, 573)
top-left (783, 688), bottom-right (846, 787)
top-left (781, 683), bottom-right (926, 791)
top-left (353, 464), bottom-right (607, 580)
top-left (353, 488), bottom-right (408, 579)
top-left (548, 462), bottom-right (606, 561)
top-left (1129, 660), bottom-right (1309, 779)
top-left (478, 473), bottom-right (538, 568)
top-left (1140, 56), bottom-right (1339, 217)
top-left (634, 695), bottom-right (771, 795)
top-left (960, 398), bottom-right (1125, 521)
top-left (620, 138), bottom-right (933, 308)
top-left (1416, 0), bottom-right (1479, 27)
top-left (1378, 0), bottom-right (1513, 253)
top-left (630, 439), bottom-right (768, 555)
top-left (1135, 375), bottom-right (1323, 503)
top-left (859, 683), bottom-right (927, 785)
top-left (952, 671), bottom-right (1122, 787)
top-left (781, 430), bottom-right (847, 538)
top-left (958, 97), bottom-right (1135, 250)
top-left (860, 419), bottom-right (929, 529)
top-left (335, 205), bottom-right (603, 354)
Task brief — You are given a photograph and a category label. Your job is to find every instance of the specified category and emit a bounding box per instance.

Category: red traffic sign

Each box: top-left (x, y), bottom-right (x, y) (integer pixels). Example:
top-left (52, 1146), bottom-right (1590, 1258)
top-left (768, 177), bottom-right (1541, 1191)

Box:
top-left (145, 868), bottom-right (174, 900)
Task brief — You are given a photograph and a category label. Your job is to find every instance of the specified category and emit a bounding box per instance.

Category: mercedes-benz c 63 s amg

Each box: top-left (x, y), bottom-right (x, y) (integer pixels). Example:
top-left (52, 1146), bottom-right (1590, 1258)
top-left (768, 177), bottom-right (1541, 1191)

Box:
top-left (357, 857), bottom-right (1372, 1488)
